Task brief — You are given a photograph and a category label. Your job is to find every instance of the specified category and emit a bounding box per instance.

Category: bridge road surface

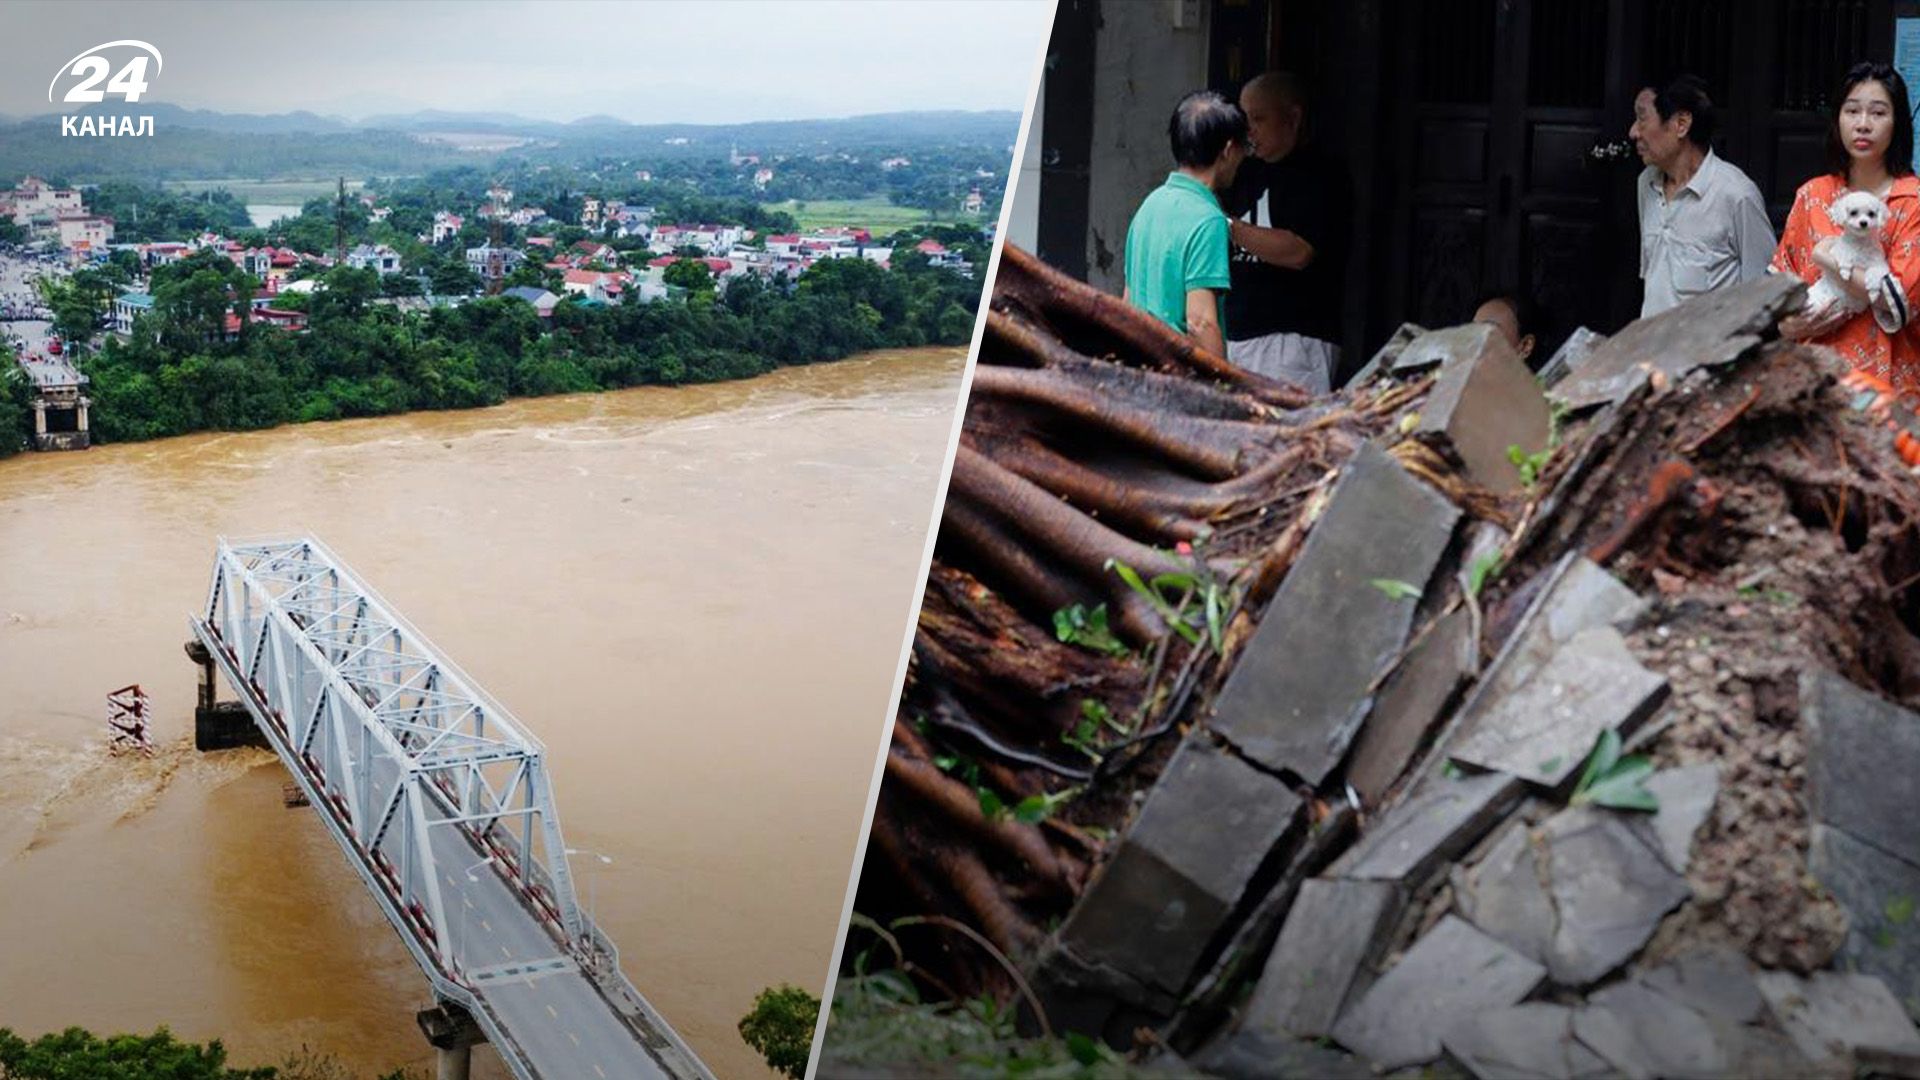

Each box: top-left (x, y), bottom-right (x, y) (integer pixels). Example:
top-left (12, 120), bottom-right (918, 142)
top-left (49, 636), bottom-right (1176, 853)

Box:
top-left (197, 614), bottom-right (700, 1079)
top-left (330, 702), bottom-right (685, 1080)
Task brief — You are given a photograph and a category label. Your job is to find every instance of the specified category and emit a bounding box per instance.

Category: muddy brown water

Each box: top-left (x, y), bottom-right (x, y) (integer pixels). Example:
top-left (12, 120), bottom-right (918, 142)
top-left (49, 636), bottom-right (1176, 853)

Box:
top-left (0, 347), bottom-right (963, 1077)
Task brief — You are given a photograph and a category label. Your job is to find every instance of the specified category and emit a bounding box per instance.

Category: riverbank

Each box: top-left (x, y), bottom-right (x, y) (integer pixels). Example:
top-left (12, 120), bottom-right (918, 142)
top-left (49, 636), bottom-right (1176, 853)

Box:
top-left (9, 245), bottom-right (979, 455)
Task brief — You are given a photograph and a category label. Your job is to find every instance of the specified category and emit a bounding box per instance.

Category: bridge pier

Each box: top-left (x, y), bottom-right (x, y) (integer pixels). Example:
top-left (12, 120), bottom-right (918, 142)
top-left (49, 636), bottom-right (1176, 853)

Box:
top-left (417, 1002), bottom-right (487, 1080)
top-left (183, 639), bottom-right (268, 751)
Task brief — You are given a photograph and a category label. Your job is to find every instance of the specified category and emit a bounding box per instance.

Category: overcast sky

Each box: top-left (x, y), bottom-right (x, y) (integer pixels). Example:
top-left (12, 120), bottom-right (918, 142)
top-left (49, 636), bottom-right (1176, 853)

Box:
top-left (3, 0), bottom-right (1053, 123)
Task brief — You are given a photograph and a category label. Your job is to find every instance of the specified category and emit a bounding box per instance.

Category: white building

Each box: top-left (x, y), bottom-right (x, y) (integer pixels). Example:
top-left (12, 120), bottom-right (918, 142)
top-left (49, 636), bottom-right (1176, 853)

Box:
top-left (346, 243), bottom-right (403, 275)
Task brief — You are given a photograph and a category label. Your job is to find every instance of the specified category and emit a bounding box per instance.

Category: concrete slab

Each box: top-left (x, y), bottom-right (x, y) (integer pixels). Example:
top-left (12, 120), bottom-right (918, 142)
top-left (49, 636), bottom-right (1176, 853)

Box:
top-left (1415, 326), bottom-right (1553, 493)
top-left (1574, 979), bottom-right (1810, 1080)
top-left (1347, 606), bottom-right (1474, 805)
top-left (1210, 443), bottom-right (1460, 784)
top-left (1808, 823), bottom-right (1920, 1014)
top-left (1626, 763), bottom-right (1720, 875)
top-left (1443, 1002), bottom-right (1610, 1080)
top-left (1552, 274), bottom-right (1804, 410)
top-left (1059, 736), bottom-right (1301, 996)
top-left (1637, 948), bottom-right (1765, 1026)
top-left (1757, 969), bottom-right (1920, 1069)
top-left (1331, 914), bottom-right (1546, 1070)
top-left (1241, 878), bottom-right (1402, 1039)
top-left (1454, 818), bottom-right (1556, 966)
top-left (1447, 555), bottom-right (1647, 779)
top-left (1449, 625), bottom-right (1666, 788)
top-left (1802, 668), bottom-right (1920, 867)
top-left (1540, 806), bottom-right (1692, 987)
top-left (1538, 326), bottom-right (1606, 389)
top-left (1329, 768), bottom-right (1522, 885)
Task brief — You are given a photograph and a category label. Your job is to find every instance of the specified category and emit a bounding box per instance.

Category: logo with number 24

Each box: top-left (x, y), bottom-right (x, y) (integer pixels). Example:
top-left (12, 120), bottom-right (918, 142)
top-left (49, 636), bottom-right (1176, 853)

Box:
top-left (47, 40), bottom-right (163, 103)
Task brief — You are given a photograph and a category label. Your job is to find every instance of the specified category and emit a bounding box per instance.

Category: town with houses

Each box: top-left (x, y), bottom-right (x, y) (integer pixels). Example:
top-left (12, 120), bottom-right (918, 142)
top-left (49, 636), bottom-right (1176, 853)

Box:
top-left (1, 170), bottom-right (991, 450)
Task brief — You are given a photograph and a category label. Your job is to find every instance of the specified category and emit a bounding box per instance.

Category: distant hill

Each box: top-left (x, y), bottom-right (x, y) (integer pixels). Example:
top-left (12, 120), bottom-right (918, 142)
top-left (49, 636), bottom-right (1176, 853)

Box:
top-left (0, 106), bottom-right (1022, 182)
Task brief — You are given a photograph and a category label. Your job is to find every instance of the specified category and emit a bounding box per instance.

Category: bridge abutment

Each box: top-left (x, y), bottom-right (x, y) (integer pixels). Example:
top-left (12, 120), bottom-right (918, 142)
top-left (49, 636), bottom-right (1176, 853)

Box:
top-left (183, 639), bottom-right (268, 751)
top-left (417, 1002), bottom-right (487, 1080)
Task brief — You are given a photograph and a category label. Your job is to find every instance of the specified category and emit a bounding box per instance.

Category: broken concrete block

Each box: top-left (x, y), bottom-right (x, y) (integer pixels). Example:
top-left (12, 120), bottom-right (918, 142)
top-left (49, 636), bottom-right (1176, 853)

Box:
top-left (1347, 606), bottom-right (1474, 805)
top-left (1395, 321), bottom-right (1505, 375)
top-left (1553, 274), bottom-right (1805, 410)
top-left (1442, 1002), bottom-right (1610, 1080)
top-left (1540, 805), bottom-right (1692, 986)
top-left (1454, 818), bottom-right (1556, 965)
top-left (1331, 914), bottom-right (1546, 1070)
top-left (1802, 668), bottom-right (1920, 867)
top-left (1637, 948), bottom-right (1765, 1026)
top-left (1241, 878), bottom-right (1402, 1040)
top-left (1193, 1026), bottom-right (1376, 1080)
top-left (1448, 555), bottom-right (1647, 772)
top-left (1059, 736), bottom-right (1301, 997)
top-left (1449, 624), bottom-right (1667, 787)
top-left (1210, 443), bottom-right (1459, 784)
top-left (1757, 969), bottom-right (1920, 1069)
top-left (1415, 325), bottom-right (1553, 493)
top-left (1349, 321), bottom-right (1428, 385)
top-left (1574, 978), bottom-right (1811, 1080)
top-left (1625, 763), bottom-right (1719, 874)
top-left (1328, 768), bottom-right (1522, 885)
top-left (1538, 325), bottom-right (1606, 389)
top-left (1808, 823), bottom-right (1920, 1014)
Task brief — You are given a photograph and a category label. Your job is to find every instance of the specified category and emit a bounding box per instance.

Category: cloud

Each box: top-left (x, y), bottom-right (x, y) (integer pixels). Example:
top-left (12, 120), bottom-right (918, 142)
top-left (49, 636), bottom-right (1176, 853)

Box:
top-left (5, 0), bottom-right (1053, 123)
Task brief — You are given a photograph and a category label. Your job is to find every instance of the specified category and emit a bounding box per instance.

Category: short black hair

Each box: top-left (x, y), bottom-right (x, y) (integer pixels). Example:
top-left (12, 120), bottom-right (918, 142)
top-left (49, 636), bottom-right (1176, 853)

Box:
top-left (1646, 74), bottom-right (1717, 149)
top-left (1826, 61), bottom-right (1915, 178)
top-left (1167, 90), bottom-right (1248, 169)
top-left (1472, 291), bottom-right (1540, 336)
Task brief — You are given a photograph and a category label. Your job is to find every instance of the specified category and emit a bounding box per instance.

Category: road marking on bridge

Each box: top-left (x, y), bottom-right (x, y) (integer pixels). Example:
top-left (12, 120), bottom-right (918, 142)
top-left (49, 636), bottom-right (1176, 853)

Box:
top-left (546, 1004), bottom-right (558, 1019)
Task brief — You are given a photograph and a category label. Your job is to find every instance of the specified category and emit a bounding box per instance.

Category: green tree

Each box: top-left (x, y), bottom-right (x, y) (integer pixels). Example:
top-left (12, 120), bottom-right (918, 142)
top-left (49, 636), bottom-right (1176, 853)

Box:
top-left (661, 258), bottom-right (713, 298)
top-left (737, 985), bottom-right (819, 1080)
top-left (0, 1025), bottom-right (274, 1079)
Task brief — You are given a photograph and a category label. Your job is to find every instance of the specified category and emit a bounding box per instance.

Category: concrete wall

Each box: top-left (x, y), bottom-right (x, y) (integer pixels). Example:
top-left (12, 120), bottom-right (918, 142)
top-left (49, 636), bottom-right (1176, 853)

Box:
top-left (1009, 72), bottom-right (1045, 254)
top-left (1082, 0), bottom-right (1211, 293)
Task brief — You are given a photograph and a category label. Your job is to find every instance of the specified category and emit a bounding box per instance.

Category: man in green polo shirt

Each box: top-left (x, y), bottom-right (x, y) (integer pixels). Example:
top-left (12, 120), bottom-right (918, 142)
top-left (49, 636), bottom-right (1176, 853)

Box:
top-left (1123, 90), bottom-right (1248, 359)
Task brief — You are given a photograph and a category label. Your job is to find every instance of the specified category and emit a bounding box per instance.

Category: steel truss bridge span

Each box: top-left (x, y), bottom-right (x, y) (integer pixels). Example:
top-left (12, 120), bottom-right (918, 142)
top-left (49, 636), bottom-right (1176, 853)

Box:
top-left (191, 536), bottom-right (711, 1080)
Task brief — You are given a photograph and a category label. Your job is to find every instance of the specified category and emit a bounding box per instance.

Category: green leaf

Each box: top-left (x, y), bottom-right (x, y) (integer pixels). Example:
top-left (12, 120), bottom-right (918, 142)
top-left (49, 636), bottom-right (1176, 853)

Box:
top-left (1574, 729), bottom-right (1623, 795)
top-left (1065, 1032), bottom-right (1102, 1066)
top-left (1468, 552), bottom-right (1504, 598)
top-left (1888, 894), bottom-right (1915, 926)
top-left (977, 787), bottom-right (1005, 821)
top-left (933, 754), bottom-right (958, 772)
top-left (1441, 760), bottom-right (1465, 780)
top-left (1573, 753), bottom-right (1660, 812)
top-left (1539, 756), bottom-right (1563, 775)
top-left (1050, 602), bottom-right (1129, 657)
top-left (1012, 787), bottom-right (1080, 824)
top-left (1370, 578), bottom-right (1422, 601)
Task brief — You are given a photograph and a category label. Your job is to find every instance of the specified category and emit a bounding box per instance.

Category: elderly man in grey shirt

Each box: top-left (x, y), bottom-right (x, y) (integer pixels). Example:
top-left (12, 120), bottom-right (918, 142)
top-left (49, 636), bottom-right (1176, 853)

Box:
top-left (1630, 75), bottom-right (1775, 317)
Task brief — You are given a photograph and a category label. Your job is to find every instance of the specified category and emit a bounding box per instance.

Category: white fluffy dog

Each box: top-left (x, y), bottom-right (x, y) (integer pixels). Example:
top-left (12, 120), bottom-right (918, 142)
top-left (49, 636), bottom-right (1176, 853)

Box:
top-left (1808, 189), bottom-right (1892, 317)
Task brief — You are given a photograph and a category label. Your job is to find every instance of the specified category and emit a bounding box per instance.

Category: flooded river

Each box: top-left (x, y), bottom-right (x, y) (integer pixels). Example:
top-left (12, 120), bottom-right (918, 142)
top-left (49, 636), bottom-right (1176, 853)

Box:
top-left (0, 347), bottom-right (963, 1077)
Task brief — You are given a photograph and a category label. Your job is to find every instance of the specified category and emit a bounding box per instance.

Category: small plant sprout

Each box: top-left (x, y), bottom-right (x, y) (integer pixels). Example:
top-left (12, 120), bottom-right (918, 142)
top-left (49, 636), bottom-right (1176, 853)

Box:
top-left (1569, 729), bottom-right (1661, 812)
top-left (1369, 578), bottom-right (1422, 602)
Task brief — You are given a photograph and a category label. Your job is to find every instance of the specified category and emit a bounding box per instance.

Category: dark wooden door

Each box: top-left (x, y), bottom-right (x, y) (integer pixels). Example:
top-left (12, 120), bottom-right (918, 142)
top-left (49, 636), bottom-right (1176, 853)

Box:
top-left (1382, 0), bottom-right (1894, 355)
top-left (1385, 0), bottom-right (1627, 357)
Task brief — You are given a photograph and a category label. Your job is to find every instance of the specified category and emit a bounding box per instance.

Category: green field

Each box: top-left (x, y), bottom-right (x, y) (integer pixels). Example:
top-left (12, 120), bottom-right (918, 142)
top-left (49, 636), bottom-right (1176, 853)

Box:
top-left (160, 178), bottom-right (367, 202)
top-left (766, 197), bottom-right (966, 234)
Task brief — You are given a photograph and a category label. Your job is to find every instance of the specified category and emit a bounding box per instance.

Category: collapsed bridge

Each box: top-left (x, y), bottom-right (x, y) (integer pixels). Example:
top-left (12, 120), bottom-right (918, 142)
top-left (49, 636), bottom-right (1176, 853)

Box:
top-left (191, 536), bottom-right (711, 1080)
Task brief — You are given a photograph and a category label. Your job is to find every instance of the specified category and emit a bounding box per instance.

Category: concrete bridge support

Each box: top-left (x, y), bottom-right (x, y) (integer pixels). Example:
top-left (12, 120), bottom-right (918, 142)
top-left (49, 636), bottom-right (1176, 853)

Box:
top-left (183, 639), bottom-right (268, 751)
top-left (418, 1002), bottom-right (487, 1080)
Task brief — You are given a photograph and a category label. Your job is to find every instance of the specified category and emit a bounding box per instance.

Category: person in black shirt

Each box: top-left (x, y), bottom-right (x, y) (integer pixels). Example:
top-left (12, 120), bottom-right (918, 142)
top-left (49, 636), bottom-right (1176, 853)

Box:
top-left (1224, 71), bottom-right (1352, 394)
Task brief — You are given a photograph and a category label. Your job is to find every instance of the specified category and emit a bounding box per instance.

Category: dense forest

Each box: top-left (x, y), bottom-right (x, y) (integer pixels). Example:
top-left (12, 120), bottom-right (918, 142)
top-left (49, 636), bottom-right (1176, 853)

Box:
top-left (4, 241), bottom-right (981, 453)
